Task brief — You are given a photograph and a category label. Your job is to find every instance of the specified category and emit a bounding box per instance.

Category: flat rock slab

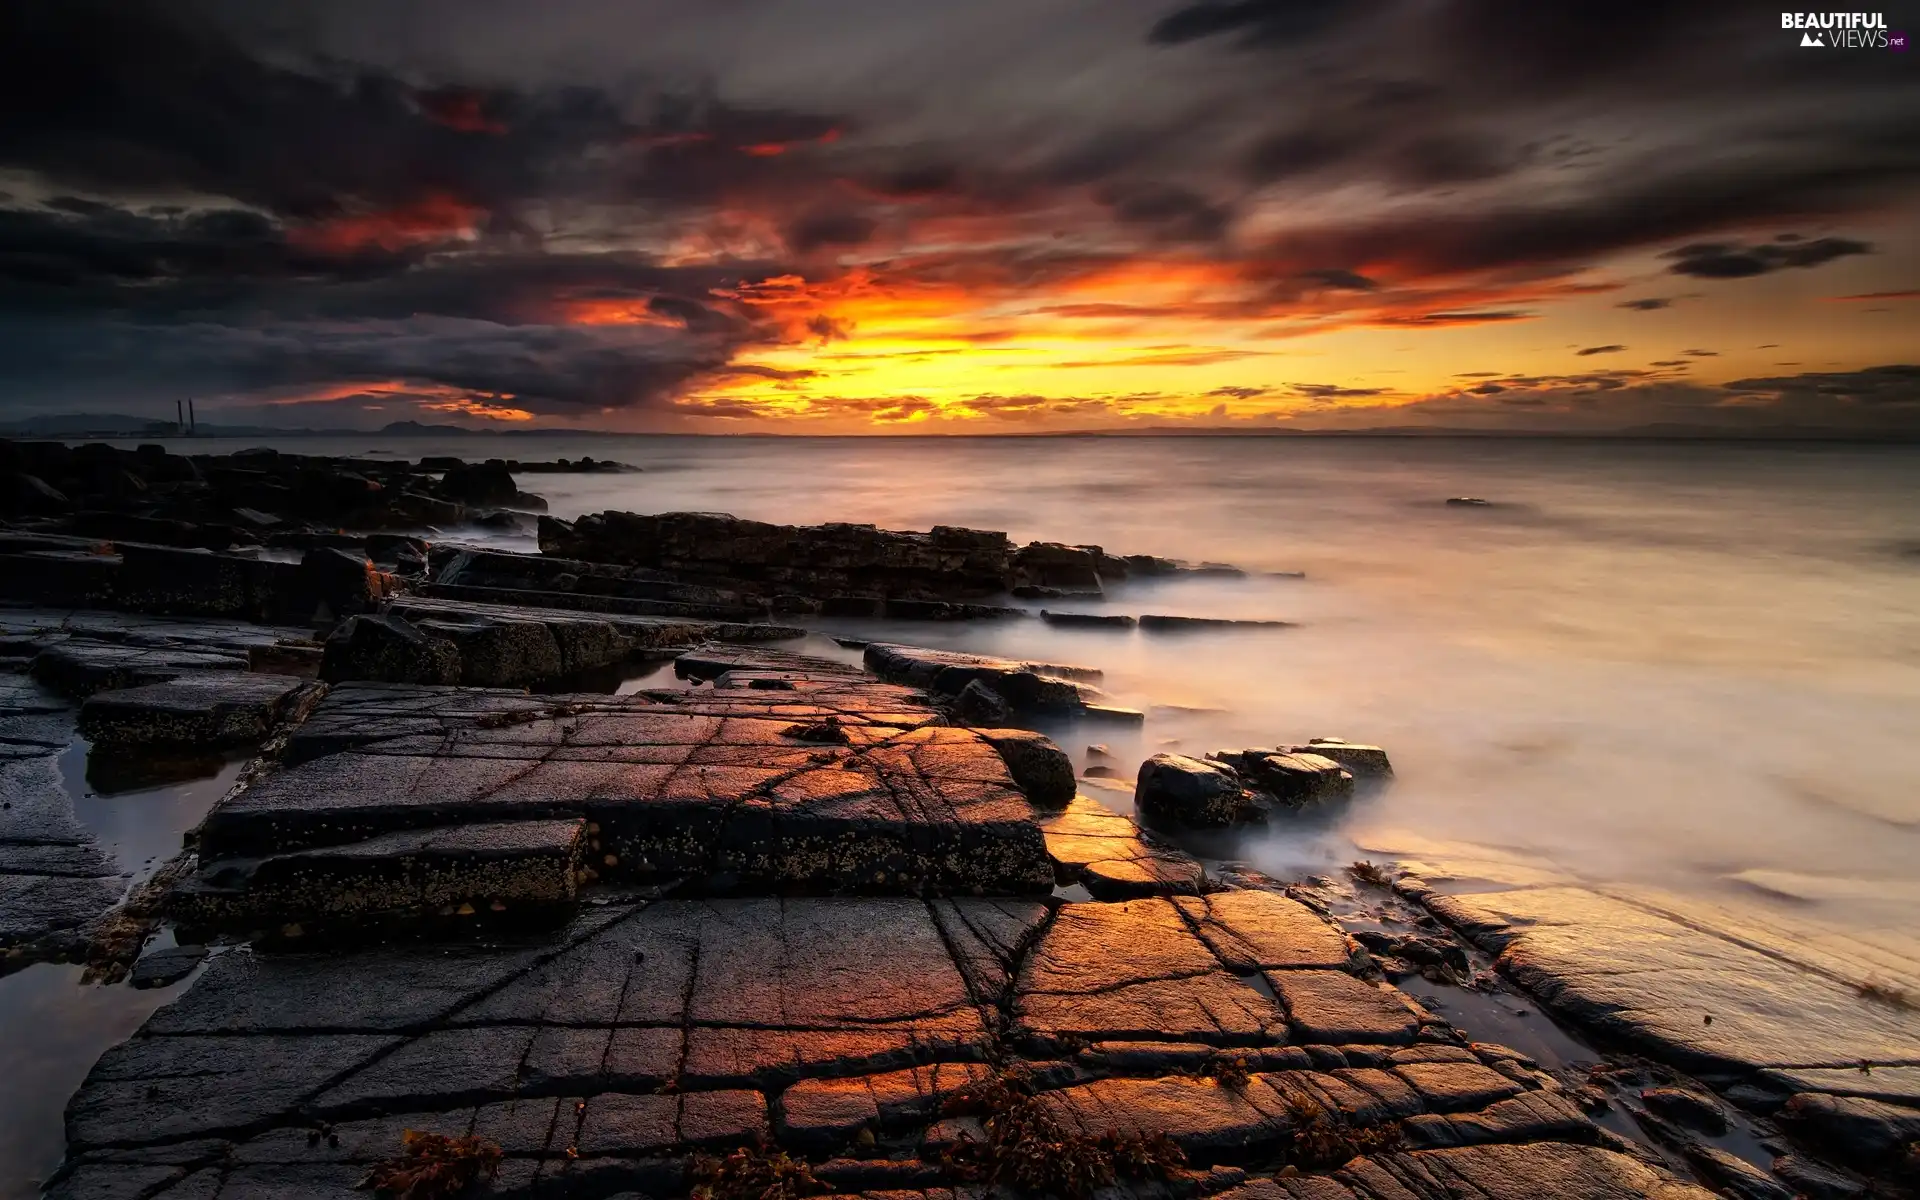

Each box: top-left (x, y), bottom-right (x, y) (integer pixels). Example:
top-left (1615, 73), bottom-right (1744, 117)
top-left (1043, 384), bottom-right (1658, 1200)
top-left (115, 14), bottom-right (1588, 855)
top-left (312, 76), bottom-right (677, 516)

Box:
top-left (31, 642), bottom-right (253, 699)
top-left (1037, 795), bottom-right (1210, 898)
top-left (862, 641), bottom-right (1112, 717)
top-left (1013, 894), bottom-right (1411, 1051)
top-left (79, 673), bottom-right (326, 747)
top-left (60, 897), bottom-right (1039, 1154)
top-left (391, 595), bottom-right (802, 653)
top-left (175, 819), bottom-right (587, 924)
top-left (1417, 885), bottom-right (1920, 1077)
top-left (50, 894), bottom-right (1704, 1200)
top-left (195, 660), bottom-right (1058, 897)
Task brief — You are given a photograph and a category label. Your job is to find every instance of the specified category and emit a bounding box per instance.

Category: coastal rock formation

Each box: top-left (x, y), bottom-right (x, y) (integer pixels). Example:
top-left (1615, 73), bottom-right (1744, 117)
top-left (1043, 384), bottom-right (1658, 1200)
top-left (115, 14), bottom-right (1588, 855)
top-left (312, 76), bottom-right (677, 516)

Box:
top-left (538, 509), bottom-right (1238, 609)
top-left (78, 673), bottom-right (327, 748)
top-left (1137, 745), bottom-right (1376, 828)
top-left (50, 885), bottom-right (1717, 1200)
top-left (864, 641), bottom-right (1142, 723)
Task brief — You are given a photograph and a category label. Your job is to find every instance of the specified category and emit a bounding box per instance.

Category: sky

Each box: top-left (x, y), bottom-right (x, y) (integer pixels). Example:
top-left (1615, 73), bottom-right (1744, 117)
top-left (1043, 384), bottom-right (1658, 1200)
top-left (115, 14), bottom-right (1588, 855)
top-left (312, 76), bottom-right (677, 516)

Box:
top-left (0, 0), bottom-right (1916, 434)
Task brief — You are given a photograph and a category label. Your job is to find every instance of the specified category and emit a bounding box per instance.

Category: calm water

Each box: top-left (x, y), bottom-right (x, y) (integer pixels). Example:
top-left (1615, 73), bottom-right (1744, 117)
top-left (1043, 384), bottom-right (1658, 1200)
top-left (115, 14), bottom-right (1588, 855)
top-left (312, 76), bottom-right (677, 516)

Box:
top-left (261, 432), bottom-right (1917, 921)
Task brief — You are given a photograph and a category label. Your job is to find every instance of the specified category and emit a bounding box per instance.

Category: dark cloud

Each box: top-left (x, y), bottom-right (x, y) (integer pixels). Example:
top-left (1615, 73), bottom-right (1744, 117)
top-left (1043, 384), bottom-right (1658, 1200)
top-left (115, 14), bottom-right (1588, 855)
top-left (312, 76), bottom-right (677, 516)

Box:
top-left (1148, 0), bottom-right (1361, 47)
top-left (1618, 298), bottom-right (1670, 311)
top-left (786, 210), bottom-right (879, 254)
top-left (1664, 237), bottom-right (1873, 279)
top-left (1576, 344), bottom-right (1625, 356)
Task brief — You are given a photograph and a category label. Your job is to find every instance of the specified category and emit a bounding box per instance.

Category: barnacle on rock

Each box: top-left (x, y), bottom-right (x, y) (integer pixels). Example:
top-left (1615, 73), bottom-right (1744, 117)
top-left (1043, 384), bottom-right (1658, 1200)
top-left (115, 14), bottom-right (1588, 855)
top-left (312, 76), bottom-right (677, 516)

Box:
top-left (938, 1066), bottom-right (1188, 1199)
top-left (689, 1143), bottom-right (825, 1200)
top-left (356, 1130), bottom-right (502, 1198)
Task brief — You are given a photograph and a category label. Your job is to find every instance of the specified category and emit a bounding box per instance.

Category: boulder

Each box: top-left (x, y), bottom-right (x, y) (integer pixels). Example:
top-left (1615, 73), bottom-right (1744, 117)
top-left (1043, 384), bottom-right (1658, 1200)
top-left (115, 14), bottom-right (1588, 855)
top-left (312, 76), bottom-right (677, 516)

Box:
top-left (319, 614), bottom-right (462, 685)
top-left (1134, 753), bottom-right (1252, 827)
top-left (438, 459), bottom-right (519, 505)
top-left (416, 618), bottom-right (564, 688)
top-left (1239, 751), bottom-right (1353, 807)
top-left (297, 547), bottom-right (390, 617)
top-left (978, 729), bottom-right (1075, 806)
top-left (1290, 738), bottom-right (1394, 778)
top-left (2, 471), bottom-right (72, 515)
top-left (952, 678), bottom-right (1013, 725)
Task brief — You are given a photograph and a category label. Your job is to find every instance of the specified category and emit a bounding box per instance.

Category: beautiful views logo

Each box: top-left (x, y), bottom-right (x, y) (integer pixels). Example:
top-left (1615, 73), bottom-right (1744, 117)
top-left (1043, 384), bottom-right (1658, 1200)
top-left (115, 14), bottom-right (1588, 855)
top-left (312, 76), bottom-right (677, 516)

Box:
top-left (1781, 11), bottom-right (1898, 47)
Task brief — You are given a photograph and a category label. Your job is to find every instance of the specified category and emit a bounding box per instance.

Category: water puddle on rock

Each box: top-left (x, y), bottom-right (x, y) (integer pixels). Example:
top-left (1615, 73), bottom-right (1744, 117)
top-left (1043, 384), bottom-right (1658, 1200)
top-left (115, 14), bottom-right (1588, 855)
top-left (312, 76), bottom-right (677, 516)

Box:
top-left (57, 738), bottom-right (245, 889)
top-left (0, 962), bottom-right (193, 1199)
top-left (0, 742), bottom-right (240, 1197)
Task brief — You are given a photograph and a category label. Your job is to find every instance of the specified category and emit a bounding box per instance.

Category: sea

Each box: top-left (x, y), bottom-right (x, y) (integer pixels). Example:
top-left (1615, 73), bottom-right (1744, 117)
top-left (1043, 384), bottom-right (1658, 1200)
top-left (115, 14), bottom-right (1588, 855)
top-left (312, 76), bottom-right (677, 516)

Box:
top-left (3, 433), bottom-right (1918, 1195)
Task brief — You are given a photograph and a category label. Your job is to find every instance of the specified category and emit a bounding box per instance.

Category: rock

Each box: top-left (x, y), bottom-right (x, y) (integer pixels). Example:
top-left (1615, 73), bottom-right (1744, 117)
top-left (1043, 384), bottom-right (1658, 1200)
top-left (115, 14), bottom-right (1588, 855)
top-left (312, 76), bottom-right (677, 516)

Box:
top-left (78, 673), bottom-right (327, 748)
top-left (1139, 614), bottom-right (1295, 632)
top-left (1780, 1092), bottom-right (1920, 1166)
top-left (1134, 753), bottom-right (1254, 827)
top-left (193, 666), bottom-right (1054, 896)
top-left (175, 819), bottom-right (587, 925)
top-left (953, 678), bottom-right (1013, 725)
top-left (1639, 1086), bottom-right (1728, 1134)
top-left (1447, 497), bottom-right (1493, 507)
top-left (977, 729), bottom-right (1075, 806)
top-left (297, 547), bottom-right (390, 617)
top-left (414, 618), bottom-right (564, 688)
top-left (1679, 1144), bottom-right (1796, 1200)
top-left (1036, 798), bottom-right (1210, 898)
top-left (130, 945), bottom-right (209, 989)
top-left (437, 459), bottom-right (520, 505)
top-left (863, 642), bottom-right (1104, 716)
top-left (2, 471), bottom-right (73, 515)
top-left (1770, 1155), bottom-right (1870, 1199)
top-left (1239, 751), bottom-right (1354, 807)
top-left (1292, 738), bottom-right (1394, 778)
top-left (1413, 885), bottom-right (1920, 1084)
top-left (1040, 610), bottom-right (1137, 628)
top-left (31, 641), bottom-right (250, 699)
top-left (319, 614), bottom-right (462, 686)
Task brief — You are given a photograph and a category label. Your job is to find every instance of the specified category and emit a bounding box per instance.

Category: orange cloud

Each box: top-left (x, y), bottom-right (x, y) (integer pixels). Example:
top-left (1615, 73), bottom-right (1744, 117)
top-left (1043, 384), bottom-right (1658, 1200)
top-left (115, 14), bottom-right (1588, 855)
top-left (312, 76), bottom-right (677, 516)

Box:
top-left (417, 89), bottom-right (507, 135)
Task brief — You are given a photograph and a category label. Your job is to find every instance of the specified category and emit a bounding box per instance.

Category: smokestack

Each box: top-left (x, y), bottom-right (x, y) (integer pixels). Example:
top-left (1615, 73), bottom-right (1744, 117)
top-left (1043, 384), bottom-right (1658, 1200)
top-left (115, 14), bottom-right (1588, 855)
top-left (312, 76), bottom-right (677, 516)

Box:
top-left (177, 399), bottom-right (184, 434)
top-left (188, 398), bottom-right (196, 434)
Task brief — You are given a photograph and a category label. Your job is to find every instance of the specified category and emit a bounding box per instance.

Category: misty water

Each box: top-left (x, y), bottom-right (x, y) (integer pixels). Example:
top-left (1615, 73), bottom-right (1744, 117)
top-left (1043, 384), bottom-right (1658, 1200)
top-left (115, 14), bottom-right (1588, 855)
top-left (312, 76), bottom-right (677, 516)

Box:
top-left (256, 432), bottom-right (1920, 927)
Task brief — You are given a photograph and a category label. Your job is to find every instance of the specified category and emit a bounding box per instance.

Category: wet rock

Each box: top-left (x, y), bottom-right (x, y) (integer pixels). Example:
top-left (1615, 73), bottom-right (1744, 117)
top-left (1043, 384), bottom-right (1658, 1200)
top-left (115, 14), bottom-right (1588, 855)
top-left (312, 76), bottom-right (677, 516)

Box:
top-left (319, 614), bottom-right (462, 686)
top-left (414, 617), bottom-right (564, 688)
top-left (1290, 738), bottom-right (1394, 779)
top-left (130, 945), bottom-right (209, 989)
top-left (977, 729), bottom-right (1075, 806)
top-left (31, 641), bottom-right (251, 699)
top-left (1770, 1154), bottom-right (1870, 1199)
top-left (1639, 1086), bottom-right (1728, 1134)
top-left (1040, 610), bottom-right (1137, 629)
top-left (1237, 751), bottom-right (1354, 807)
top-left (1134, 753), bottom-right (1255, 827)
top-left (1139, 615), bottom-right (1294, 632)
top-left (1780, 1091), bottom-right (1920, 1166)
top-left (297, 547), bottom-right (390, 617)
top-left (864, 642), bottom-right (1104, 717)
top-left (953, 678), bottom-right (1013, 725)
top-left (192, 670), bottom-right (1053, 896)
top-left (1679, 1144), bottom-right (1796, 1200)
top-left (2, 471), bottom-right (72, 515)
top-left (1036, 796), bottom-right (1209, 898)
top-left (175, 819), bottom-right (586, 925)
top-left (437, 459), bottom-right (520, 505)
top-left (1413, 885), bottom-right (1920, 1080)
top-left (79, 673), bottom-right (327, 748)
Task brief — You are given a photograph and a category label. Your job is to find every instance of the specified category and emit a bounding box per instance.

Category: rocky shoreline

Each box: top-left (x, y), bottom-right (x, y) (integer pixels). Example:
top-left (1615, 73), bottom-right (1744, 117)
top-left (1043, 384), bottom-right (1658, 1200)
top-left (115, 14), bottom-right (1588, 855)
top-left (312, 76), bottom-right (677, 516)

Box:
top-left (3, 443), bottom-right (1915, 1200)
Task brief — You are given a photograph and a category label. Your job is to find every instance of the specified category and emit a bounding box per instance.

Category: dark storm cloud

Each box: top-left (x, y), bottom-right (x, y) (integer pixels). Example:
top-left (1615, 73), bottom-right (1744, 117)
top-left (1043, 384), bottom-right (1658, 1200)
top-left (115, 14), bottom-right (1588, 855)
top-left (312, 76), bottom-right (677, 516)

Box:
top-left (1149, 0), bottom-right (1363, 47)
top-left (0, 0), bottom-right (1916, 427)
top-left (1664, 237), bottom-right (1873, 279)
